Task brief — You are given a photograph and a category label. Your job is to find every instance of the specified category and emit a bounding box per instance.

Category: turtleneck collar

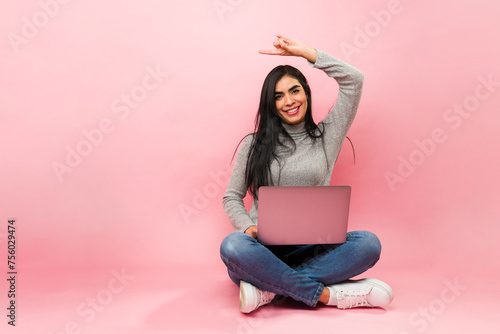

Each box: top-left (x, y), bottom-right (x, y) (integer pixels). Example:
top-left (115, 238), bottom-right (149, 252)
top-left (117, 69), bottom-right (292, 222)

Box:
top-left (281, 120), bottom-right (307, 135)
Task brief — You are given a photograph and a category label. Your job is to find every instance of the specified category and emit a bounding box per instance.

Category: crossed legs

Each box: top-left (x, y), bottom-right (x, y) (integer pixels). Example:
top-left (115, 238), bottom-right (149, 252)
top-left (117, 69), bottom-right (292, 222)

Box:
top-left (220, 230), bottom-right (382, 307)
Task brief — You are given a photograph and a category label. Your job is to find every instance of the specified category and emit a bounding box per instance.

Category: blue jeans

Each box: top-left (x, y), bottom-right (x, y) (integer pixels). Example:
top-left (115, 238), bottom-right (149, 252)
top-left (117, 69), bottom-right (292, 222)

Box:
top-left (220, 231), bottom-right (381, 307)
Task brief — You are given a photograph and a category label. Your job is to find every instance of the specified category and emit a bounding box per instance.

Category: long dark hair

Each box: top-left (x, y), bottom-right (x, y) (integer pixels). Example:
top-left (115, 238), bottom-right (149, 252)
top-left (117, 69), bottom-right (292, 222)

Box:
top-left (233, 65), bottom-right (326, 200)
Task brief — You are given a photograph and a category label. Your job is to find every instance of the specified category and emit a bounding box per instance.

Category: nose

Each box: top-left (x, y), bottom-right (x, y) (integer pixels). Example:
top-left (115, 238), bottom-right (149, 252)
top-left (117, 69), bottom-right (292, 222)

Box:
top-left (284, 94), bottom-right (294, 106)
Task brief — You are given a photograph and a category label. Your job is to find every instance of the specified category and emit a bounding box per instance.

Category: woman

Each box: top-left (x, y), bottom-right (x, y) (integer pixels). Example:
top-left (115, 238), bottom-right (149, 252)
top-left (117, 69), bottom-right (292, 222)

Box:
top-left (220, 35), bottom-right (393, 313)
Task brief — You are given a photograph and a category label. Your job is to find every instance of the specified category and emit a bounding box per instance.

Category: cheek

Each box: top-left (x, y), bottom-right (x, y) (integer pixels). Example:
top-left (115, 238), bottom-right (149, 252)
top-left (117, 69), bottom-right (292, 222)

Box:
top-left (302, 95), bottom-right (308, 109)
top-left (275, 100), bottom-right (283, 111)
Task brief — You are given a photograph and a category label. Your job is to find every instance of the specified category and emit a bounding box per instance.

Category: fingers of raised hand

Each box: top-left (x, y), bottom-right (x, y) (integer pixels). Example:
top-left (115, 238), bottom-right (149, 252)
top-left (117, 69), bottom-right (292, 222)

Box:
top-left (258, 48), bottom-right (286, 55)
top-left (276, 35), bottom-right (290, 44)
top-left (258, 35), bottom-right (292, 56)
top-left (258, 49), bottom-right (275, 55)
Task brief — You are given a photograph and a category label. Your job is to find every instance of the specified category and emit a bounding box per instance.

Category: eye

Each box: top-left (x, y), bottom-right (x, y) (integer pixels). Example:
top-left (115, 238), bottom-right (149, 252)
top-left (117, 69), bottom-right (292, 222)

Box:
top-left (292, 89), bottom-right (300, 94)
top-left (275, 95), bottom-right (283, 100)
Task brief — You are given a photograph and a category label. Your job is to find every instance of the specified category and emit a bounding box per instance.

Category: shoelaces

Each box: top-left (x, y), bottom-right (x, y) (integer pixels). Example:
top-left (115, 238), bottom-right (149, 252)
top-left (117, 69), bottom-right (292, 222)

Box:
top-left (337, 291), bottom-right (371, 309)
top-left (258, 290), bottom-right (275, 305)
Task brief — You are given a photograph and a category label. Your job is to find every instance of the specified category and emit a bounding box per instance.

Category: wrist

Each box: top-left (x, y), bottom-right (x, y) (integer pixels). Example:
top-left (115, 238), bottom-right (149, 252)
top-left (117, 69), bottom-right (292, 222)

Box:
top-left (302, 46), bottom-right (318, 63)
top-left (244, 225), bottom-right (254, 233)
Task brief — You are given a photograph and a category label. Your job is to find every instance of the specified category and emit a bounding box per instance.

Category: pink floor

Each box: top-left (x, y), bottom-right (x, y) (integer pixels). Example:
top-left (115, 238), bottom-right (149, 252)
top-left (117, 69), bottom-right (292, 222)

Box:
top-left (3, 251), bottom-right (499, 334)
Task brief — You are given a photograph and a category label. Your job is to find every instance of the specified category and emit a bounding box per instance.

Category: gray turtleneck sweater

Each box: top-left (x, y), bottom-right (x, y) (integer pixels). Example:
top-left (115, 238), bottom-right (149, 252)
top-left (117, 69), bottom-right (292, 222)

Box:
top-left (223, 50), bottom-right (364, 233)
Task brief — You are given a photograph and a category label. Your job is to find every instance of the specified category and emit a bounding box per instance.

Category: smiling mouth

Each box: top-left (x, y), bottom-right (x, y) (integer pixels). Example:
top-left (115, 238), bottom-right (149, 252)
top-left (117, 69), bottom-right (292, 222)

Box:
top-left (284, 106), bottom-right (300, 115)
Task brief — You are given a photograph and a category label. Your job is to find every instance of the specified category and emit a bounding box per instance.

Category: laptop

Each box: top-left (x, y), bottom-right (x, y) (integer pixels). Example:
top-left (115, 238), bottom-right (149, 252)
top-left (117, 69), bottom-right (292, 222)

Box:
top-left (257, 186), bottom-right (351, 245)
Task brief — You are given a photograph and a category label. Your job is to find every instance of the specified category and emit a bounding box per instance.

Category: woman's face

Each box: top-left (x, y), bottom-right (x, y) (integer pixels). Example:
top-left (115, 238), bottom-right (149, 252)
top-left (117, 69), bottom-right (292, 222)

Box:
top-left (274, 75), bottom-right (308, 125)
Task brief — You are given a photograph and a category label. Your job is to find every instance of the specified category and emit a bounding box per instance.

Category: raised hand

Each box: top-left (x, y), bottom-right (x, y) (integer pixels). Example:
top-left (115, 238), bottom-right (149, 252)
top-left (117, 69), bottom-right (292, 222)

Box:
top-left (258, 35), bottom-right (317, 63)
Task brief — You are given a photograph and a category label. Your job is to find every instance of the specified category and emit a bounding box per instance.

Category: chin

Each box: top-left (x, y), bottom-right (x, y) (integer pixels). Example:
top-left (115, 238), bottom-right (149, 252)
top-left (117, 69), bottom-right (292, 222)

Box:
top-left (284, 120), bottom-right (302, 125)
top-left (281, 114), bottom-right (305, 125)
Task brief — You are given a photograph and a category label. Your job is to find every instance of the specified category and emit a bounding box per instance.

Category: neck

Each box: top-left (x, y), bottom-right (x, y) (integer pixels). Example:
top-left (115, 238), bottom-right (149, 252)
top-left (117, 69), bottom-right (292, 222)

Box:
top-left (282, 120), bottom-right (306, 135)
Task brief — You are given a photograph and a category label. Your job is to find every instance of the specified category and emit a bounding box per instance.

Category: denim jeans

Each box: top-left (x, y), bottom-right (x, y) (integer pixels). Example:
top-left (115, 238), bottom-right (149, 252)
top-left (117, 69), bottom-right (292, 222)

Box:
top-left (219, 231), bottom-right (381, 307)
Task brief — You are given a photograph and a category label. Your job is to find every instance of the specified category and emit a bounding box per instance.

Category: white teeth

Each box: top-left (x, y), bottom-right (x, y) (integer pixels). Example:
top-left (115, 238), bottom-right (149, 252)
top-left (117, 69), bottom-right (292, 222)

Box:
top-left (287, 106), bottom-right (299, 114)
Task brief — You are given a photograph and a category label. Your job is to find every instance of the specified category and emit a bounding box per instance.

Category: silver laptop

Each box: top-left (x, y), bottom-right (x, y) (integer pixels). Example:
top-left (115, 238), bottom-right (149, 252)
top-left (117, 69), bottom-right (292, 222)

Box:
top-left (257, 186), bottom-right (351, 245)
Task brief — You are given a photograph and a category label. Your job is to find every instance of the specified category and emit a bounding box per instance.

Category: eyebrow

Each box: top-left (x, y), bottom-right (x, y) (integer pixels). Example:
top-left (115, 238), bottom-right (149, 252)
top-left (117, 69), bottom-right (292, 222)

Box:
top-left (275, 85), bottom-right (301, 95)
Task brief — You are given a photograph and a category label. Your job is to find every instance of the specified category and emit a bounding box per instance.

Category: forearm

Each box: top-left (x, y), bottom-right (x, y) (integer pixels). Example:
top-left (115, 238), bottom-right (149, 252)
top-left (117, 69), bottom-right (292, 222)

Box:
top-left (222, 135), bottom-right (256, 233)
top-left (222, 193), bottom-right (255, 232)
top-left (313, 50), bottom-right (364, 143)
top-left (309, 49), bottom-right (364, 89)
top-left (302, 46), bottom-right (318, 63)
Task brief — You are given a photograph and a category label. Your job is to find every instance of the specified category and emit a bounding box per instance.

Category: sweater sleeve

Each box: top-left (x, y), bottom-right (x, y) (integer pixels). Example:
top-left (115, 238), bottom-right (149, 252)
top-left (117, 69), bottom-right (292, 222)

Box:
top-left (309, 49), bottom-right (364, 142)
top-left (222, 134), bottom-right (255, 233)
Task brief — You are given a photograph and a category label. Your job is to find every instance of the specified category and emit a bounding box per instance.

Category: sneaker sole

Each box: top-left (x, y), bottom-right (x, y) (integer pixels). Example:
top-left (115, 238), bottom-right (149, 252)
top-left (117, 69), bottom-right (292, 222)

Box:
top-left (239, 281), bottom-right (258, 313)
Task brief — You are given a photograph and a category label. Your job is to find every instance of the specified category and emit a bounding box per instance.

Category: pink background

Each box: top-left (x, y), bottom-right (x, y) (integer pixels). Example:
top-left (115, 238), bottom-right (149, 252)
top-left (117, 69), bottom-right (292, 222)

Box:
top-left (1, 0), bottom-right (499, 333)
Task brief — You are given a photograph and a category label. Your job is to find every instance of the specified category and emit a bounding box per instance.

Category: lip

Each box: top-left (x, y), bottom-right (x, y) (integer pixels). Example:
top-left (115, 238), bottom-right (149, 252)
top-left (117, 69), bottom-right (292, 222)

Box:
top-left (284, 105), bottom-right (300, 116)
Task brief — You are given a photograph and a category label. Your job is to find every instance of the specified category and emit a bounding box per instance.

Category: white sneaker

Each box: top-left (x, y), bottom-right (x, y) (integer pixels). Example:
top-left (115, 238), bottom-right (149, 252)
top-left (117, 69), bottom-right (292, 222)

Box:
top-left (328, 278), bottom-right (394, 309)
top-left (239, 280), bottom-right (276, 313)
